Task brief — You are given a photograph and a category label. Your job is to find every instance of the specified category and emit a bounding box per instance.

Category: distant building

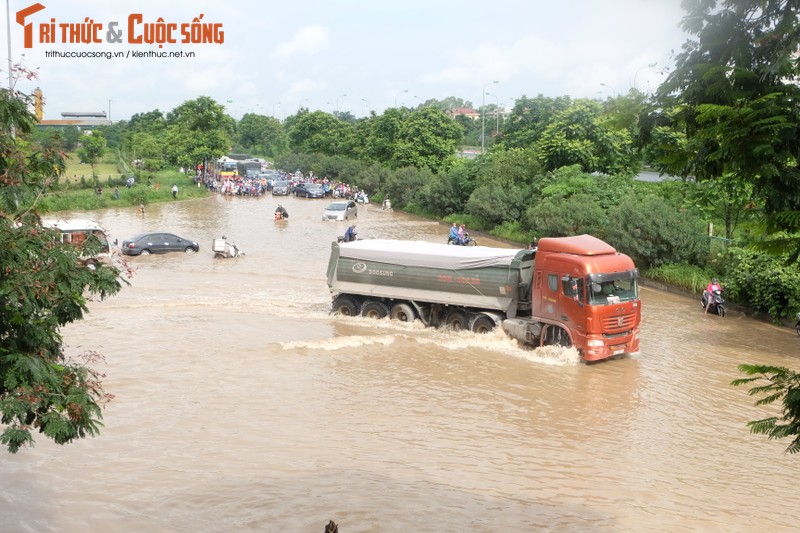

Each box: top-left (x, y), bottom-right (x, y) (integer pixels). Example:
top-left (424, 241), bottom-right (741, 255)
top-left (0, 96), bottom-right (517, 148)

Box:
top-left (34, 87), bottom-right (111, 128)
top-left (447, 107), bottom-right (480, 121)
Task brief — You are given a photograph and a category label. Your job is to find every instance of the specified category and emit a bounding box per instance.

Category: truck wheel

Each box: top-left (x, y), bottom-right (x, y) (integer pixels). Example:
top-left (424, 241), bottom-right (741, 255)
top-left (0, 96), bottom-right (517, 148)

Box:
top-left (390, 303), bottom-right (416, 322)
top-left (544, 325), bottom-right (572, 347)
top-left (361, 301), bottom-right (389, 319)
top-left (470, 314), bottom-right (495, 333)
top-left (332, 296), bottom-right (359, 316)
top-left (444, 309), bottom-right (468, 331)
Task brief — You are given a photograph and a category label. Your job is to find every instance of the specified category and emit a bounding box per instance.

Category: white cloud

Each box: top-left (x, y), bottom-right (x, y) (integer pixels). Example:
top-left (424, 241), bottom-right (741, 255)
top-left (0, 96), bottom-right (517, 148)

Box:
top-left (270, 25), bottom-right (330, 61)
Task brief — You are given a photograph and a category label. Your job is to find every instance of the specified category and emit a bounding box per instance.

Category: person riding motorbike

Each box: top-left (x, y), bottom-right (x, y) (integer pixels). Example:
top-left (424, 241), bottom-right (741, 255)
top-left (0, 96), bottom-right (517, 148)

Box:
top-left (704, 277), bottom-right (723, 314)
top-left (448, 223), bottom-right (459, 244)
top-left (342, 224), bottom-right (357, 243)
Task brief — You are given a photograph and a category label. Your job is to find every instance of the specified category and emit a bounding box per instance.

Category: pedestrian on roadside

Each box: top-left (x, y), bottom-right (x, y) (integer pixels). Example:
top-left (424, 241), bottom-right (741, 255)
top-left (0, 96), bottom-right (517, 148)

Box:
top-left (172, 184), bottom-right (178, 199)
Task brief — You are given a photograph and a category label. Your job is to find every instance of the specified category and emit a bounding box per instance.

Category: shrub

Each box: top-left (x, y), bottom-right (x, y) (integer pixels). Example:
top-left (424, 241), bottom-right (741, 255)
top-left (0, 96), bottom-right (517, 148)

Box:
top-left (722, 247), bottom-right (800, 321)
top-left (604, 195), bottom-right (707, 269)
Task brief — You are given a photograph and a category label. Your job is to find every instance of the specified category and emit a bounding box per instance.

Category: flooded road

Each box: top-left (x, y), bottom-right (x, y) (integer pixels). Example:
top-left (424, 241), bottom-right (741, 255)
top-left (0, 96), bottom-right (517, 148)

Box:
top-left (1, 194), bottom-right (799, 532)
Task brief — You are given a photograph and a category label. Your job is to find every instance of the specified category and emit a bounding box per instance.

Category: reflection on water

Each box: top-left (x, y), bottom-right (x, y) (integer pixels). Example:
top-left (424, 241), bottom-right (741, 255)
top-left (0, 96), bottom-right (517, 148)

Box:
top-left (1, 195), bottom-right (799, 532)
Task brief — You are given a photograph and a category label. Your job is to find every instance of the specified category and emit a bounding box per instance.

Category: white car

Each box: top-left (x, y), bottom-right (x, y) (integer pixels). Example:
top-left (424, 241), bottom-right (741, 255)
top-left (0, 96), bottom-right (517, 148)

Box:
top-left (322, 200), bottom-right (358, 221)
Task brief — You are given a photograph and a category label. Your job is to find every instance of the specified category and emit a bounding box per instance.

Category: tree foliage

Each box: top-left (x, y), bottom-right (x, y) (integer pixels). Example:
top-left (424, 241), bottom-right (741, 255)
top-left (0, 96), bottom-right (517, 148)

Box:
top-left (76, 131), bottom-right (107, 177)
top-left (1, 87), bottom-right (124, 453)
top-left (732, 364), bottom-right (800, 454)
top-left (665, 0), bottom-right (800, 454)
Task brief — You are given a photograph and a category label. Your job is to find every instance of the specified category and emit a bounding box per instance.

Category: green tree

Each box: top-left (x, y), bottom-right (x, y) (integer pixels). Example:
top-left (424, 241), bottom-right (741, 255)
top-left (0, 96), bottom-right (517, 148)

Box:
top-left (603, 194), bottom-right (708, 268)
top-left (163, 97), bottom-right (231, 168)
top-left (732, 365), bottom-right (800, 454)
top-left (76, 131), bottom-right (107, 178)
top-left (501, 94), bottom-right (572, 150)
top-left (663, 0), bottom-right (800, 453)
top-left (130, 132), bottom-right (166, 172)
top-left (533, 100), bottom-right (639, 175)
top-left (657, 0), bottom-right (800, 214)
top-left (236, 113), bottom-right (286, 156)
top-left (391, 107), bottom-right (463, 172)
top-left (1, 87), bottom-right (123, 453)
top-left (287, 110), bottom-right (355, 156)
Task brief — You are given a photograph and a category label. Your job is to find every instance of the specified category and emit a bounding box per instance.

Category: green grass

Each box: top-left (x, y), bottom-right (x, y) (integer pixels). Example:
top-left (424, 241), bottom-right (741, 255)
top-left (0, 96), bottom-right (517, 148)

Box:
top-left (643, 263), bottom-right (719, 293)
top-left (62, 153), bottom-right (123, 187)
top-left (40, 170), bottom-right (206, 213)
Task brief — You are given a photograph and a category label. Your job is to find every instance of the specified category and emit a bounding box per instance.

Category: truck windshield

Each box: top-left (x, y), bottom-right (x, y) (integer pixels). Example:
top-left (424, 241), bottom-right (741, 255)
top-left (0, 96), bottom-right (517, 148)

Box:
top-left (587, 277), bottom-right (638, 305)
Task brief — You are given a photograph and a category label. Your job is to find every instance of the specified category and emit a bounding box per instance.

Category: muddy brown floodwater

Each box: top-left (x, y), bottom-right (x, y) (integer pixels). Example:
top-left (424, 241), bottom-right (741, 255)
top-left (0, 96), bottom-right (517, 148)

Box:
top-left (1, 194), bottom-right (799, 532)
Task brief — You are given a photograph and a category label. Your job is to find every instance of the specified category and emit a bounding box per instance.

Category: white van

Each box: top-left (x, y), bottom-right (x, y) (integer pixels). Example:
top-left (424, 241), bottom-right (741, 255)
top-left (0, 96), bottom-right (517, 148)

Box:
top-left (41, 218), bottom-right (113, 268)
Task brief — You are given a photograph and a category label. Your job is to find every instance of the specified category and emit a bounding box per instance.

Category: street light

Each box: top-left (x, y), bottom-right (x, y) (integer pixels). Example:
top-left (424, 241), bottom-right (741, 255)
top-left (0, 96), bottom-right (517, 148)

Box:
top-left (394, 89), bottom-right (408, 107)
top-left (633, 62), bottom-right (658, 91)
top-left (481, 80), bottom-right (498, 153)
top-left (336, 93), bottom-right (347, 114)
top-left (361, 98), bottom-right (370, 117)
top-left (297, 98), bottom-right (309, 111)
top-left (600, 83), bottom-right (616, 98)
top-left (485, 92), bottom-right (499, 136)
top-left (273, 101), bottom-right (281, 117)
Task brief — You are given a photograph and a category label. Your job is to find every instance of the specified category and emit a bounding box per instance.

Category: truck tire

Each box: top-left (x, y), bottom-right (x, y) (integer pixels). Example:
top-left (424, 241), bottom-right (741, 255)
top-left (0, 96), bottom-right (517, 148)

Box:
top-left (361, 301), bottom-right (390, 319)
top-left (390, 303), bottom-right (416, 322)
top-left (332, 296), bottom-right (359, 316)
top-left (470, 314), bottom-right (495, 333)
top-left (544, 325), bottom-right (572, 347)
top-left (444, 309), bottom-right (468, 331)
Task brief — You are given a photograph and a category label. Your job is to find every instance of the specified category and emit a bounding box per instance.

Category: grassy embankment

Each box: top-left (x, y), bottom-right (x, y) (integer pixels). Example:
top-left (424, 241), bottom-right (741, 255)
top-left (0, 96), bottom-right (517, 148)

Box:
top-left (38, 153), bottom-right (207, 213)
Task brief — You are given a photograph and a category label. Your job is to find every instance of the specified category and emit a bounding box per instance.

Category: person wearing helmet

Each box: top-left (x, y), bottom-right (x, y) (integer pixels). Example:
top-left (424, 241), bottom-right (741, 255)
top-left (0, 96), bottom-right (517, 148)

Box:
top-left (705, 277), bottom-right (723, 314)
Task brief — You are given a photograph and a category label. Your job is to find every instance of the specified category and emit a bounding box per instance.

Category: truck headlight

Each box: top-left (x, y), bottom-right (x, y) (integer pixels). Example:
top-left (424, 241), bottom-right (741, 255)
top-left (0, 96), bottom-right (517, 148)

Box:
top-left (587, 339), bottom-right (604, 347)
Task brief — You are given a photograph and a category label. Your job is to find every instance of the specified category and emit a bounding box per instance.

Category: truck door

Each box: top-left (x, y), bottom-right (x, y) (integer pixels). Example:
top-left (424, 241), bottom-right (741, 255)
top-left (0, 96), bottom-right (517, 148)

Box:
top-left (536, 271), bottom-right (561, 322)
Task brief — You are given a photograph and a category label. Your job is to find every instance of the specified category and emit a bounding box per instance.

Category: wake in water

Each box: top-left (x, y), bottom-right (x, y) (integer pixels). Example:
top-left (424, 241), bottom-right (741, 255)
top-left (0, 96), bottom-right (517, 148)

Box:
top-left (283, 315), bottom-right (582, 366)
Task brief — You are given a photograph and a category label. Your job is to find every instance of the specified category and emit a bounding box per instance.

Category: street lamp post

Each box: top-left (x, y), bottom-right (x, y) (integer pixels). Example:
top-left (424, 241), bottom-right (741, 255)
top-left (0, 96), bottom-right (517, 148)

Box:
top-left (297, 98), bottom-right (309, 111)
top-left (273, 101), bottom-right (281, 117)
top-left (336, 93), bottom-right (347, 114)
top-left (481, 80), bottom-right (498, 153)
top-left (600, 83), bottom-right (617, 98)
top-left (633, 62), bottom-right (658, 92)
top-left (361, 98), bottom-right (370, 117)
top-left (394, 89), bottom-right (408, 107)
top-left (485, 92), bottom-right (499, 136)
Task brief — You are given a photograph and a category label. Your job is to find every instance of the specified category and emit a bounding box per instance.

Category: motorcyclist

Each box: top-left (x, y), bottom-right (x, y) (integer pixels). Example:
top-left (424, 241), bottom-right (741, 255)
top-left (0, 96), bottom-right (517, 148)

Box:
top-left (704, 277), bottom-right (723, 314)
top-left (343, 224), bottom-right (357, 242)
top-left (448, 223), bottom-right (459, 244)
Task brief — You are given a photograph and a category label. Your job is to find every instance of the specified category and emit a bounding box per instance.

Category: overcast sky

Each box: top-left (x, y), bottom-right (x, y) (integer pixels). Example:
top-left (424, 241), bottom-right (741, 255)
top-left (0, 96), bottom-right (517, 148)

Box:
top-left (3, 0), bottom-right (690, 122)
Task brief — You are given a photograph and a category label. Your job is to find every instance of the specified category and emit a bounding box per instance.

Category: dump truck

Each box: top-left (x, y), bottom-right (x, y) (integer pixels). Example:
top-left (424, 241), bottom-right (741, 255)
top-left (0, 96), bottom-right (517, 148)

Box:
top-left (326, 235), bottom-right (641, 362)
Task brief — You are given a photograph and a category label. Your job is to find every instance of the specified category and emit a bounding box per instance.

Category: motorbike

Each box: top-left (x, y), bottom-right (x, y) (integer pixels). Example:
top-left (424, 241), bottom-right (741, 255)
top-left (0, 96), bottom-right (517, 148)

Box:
top-left (701, 288), bottom-right (725, 317)
top-left (447, 232), bottom-right (477, 246)
top-left (212, 237), bottom-right (244, 259)
top-left (795, 312), bottom-right (800, 336)
top-left (382, 198), bottom-right (392, 211)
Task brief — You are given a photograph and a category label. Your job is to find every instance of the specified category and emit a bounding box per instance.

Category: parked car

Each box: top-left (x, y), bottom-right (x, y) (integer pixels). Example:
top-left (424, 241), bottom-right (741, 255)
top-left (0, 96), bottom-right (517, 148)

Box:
top-left (293, 183), bottom-right (326, 198)
top-left (272, 180), bottom-right (291, 196)
top-left (121, 232), bottom-right (199, 256)
top-left (322, 200), bottom-right (358, 221)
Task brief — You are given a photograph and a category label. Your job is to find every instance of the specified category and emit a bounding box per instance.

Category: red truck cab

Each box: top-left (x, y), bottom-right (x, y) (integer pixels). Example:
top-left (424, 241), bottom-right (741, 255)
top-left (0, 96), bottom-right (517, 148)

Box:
top-left (532, 235), bottom-right (641, 362)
